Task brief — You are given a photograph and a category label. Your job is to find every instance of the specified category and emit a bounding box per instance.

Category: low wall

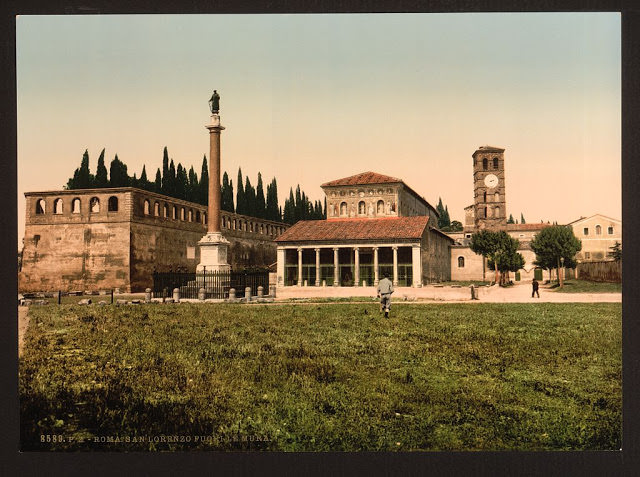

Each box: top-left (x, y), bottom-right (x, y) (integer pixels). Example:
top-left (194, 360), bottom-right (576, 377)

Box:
top-left (275, 284), bottom-right (481, 301)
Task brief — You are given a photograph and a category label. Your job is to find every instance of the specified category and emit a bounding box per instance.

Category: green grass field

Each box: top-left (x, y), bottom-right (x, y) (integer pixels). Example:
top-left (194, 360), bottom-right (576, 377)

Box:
top-left (20, 302), bottom-right (621, 451)
top-left (550, 279), bottom-right (622, 293)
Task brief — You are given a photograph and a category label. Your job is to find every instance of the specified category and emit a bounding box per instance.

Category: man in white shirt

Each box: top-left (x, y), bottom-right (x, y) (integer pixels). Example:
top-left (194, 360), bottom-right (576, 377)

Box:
top-left (377, 272), bottom-right (394, 318)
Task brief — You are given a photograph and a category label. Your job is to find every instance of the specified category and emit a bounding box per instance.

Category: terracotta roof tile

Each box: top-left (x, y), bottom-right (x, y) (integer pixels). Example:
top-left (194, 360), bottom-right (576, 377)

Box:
top-left (275, 216), bottom-right (430, 243)
top-left (320, 171), bottom-right (403, 187)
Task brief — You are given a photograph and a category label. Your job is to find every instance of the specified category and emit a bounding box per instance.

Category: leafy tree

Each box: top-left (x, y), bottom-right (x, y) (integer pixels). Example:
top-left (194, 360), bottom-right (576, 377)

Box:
top-left (94, 149), bottom-right (108, 188)
top-left (441, 220), bottom-right (463, 232)
top-left (109, 154), bottom-right (130, 187)
top-left (530, 225), bottom-right (582, 288)
top-left (608, 241), bottom-right (622, 261)
top-left (507, 214), bottom-right (515, 224)
top-left (470, 230), bottom-right (522, 284)
top-left (520, 213), bottom-right (526, 224)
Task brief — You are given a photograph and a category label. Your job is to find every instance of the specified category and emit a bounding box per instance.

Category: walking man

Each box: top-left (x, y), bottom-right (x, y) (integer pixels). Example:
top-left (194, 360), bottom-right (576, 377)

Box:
top-left (377, 272), bottom-right (394, 318)
top-left (532, 278), bottom-right (540, 298)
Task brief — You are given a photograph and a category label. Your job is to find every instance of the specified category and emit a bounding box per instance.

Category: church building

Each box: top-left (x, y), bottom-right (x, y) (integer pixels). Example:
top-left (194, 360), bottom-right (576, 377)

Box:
top-left (275, 172), bottom-right (454, 288)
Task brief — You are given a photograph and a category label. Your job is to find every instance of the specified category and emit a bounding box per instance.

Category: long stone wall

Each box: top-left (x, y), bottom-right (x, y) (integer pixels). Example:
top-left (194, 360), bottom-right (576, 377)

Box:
top-left (19, 187), bottom-right (288, 293)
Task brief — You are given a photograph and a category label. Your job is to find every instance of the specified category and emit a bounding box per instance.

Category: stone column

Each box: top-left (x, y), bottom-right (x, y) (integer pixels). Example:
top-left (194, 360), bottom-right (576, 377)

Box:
top-left (276, 247), bottom-right (285, 286)
top-left (412, 244), bottom-right (422, 287)
top-left (333, 247), bottom-right (340, 286)
top-left (373, 247), bottom-right (379, 286)
top-left (197, 106), bottom-right (230, 274)
top-left (392, 246), bottom-right (399, 286)
top-left (315, 248), bottom-right (321, 286)
top-left (297, 247), bottom-right (303, 287)
top-left (354, 247), bottom-right (360, 287)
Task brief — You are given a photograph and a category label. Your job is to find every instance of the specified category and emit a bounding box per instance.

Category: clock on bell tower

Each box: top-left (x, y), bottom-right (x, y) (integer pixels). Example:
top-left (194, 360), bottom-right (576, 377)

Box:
top-left (472, 146), bottom-right (507, 229)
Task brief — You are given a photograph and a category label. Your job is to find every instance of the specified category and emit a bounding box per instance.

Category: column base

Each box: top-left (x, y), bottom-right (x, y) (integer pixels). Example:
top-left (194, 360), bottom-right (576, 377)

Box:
top-left (197, 232), bottom-right (230, 273)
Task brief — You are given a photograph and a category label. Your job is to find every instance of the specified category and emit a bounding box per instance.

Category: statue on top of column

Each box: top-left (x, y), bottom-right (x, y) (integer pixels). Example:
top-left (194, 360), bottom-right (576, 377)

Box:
top-left (209, 90), bottom-right (220, 114)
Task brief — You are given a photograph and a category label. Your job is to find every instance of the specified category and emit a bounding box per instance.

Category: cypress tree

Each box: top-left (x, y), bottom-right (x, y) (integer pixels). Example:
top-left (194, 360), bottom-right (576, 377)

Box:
top-left (507, 213), bottom-right (515, 224)
top-left (283, 188), bottom-right (295, 224)
top-left (154, 169), bottom-right (162, 193)
top-left (236, 168), bottom-right (245, 215)
top-left (324, 197), bottom-right (327, 219)
top-left (244, 176), bottom-right (256, 218)
top-left (199, 156), bottom-right (209, 205)
top-left (131, 173), bottom-right (138, 188)
top-left (187, 166), bottom-right (198, 202)
top-left (161, 147), bottom-right (170, 195)
top-left (167, 159), bottom-right (177, 197)
top-left (95, 149), bottom-right (108, 188)
top-left (78, 149), bottom-right (94, 188)
top-left (109, 154), bottom-right (130, 187)
top-left (521, 213), bottom-right (526, 224)
top-left (279, 206), bottom-right (283, 222)
top-left (221, 172), bottom-right (235, 212)
top-left (140, 165), bottom-right (150, 191)
top-left (176, 164), bottom-right (188, 200)
top-left (294, 185), bottom-right (302, 222)
top-left (256, 172), bottom-right (266, 219)
top-left (266, 178), bottom-right (279, 222)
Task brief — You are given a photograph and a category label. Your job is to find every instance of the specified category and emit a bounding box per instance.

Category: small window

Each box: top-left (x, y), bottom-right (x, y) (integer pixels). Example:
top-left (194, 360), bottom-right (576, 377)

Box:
top-left (484, 207), bottom-right (488, 218)
top-left (494, 206), bottom-right (500, 218)
top-left (172, 206), bottom-right (177, 220)
top-left (340, 202), bottom-right (348, 216)
top-left (458, 256), bottom-right (465, 268)
top-left (188, 209), bottom-right (193, 222)
top-left (465, 233), bottom-right (472, 238)
top-left (163, 204), bottom-right (169, 218)
top-left (608, 226), bottom-right (614, 234)
top-left (494, 192), bottom-right (499, 202)
top-left (90, 197), bottom-right (100, 213)
top-left (108, 196), bottom-right (118, 212)
top-left (377, 200), bottom-right (384, 214)
top-left (196, 211), bottom-right (201, 223)
top-left (585, 251), bottom-right (591, 259)
top-left (53, 198), bottom-right (63, 214)
top-left (72, 198), bottom-right (81, 214)
top-left (358, 201), bottom-right (366, 215)
top-left (583, 227), bottom-right (589, 236)
top-left (493, 157), bottom-right (499, 169)
top-left (144, 200), bottom-right (150, 215)
top-left (154, 202), bottom-right (160, 216)
top-left (483, 191), bottom-right (487, 202)
top-left (595, 225), bottom-right (602, 235)
top-left (482, 158), bottom-right (488, 170)
top-left (180, 207), bottom-right (185, 220)
top-left (35, 199), bottom-right (46, 214)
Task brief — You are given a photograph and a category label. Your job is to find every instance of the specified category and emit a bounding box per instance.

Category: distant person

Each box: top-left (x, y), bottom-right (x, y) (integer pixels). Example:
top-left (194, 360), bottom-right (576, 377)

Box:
top-left (377, 272), bottom-right (394, 318)
top-left (532, 278), bottom-right (540, 298)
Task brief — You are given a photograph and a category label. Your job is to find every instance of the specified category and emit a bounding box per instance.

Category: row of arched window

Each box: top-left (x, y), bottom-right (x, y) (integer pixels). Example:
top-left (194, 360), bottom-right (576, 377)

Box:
top-left (338, 200), bottom-right (389, 217)
top-left (35, 196), bottom-right (118, 215)
top-left (481, 206), bottom-right (501, 219)
top-left (474, 157), bottom-right (500, 170)
top-left (583, 225), bottom-right (615, 236)
top-left (142, 199), bottom-right (206, 224)
top-left (482, 192), bottom-right (500, 202)
top-left (221, 215), bottom-right (286, 236)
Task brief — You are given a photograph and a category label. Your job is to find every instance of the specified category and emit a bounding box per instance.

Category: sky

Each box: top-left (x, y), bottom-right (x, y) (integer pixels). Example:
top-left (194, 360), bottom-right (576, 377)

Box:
top-left (16, 13), bottom-right (620, 247)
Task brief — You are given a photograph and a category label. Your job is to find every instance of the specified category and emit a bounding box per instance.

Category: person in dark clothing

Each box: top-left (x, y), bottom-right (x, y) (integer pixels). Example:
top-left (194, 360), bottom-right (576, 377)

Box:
top-left (532, 278), bottom-right (540, 298)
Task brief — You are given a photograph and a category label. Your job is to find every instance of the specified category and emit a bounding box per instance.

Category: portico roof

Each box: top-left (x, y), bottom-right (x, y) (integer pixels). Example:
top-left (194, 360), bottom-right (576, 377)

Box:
top-left (275, 217), bottom-right (430, 243)
top-left (320, 171), bottom-right (402, 187)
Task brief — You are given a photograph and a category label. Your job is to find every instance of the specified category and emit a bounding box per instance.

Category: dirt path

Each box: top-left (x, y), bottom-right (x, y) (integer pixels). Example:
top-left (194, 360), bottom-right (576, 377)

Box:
top-left (18, 306), bottom-right (29, 357)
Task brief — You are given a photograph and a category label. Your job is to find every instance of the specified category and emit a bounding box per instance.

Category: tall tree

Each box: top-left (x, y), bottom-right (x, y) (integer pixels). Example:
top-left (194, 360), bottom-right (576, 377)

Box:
top-left (221, 171), bottom-right (235, 212)
top-left (154, 168), bottom-right (162, 193)
top-left (199, 155), bottom-right (209, 205)
top-left (520, 213), bottom-right (526, 224)
top-left (67, 149), bottom-right (94, 189)
top-left (608, 241), bottom-right (622, 261)
top-left (244, 176), bottom-right (256, 218)
top-left (187, 166), bottom-right (198, 202)
top-left (161, 147), bottom-right (170, 195)
top-left (139, 165), bottom-right (151, 191)
top-left (530, 225), bottom-right (582, 288)
top-left (255, 172), bottom-right (266, 219)
top-left (294, 185), bottom-right (303, 222)
top-left (266, 177), bottom-right (280, 221)
top-left (176, 163), bottom-right (188, 200)
top-left (507, 213), bottom-right (515, 224)
top-left (236, 168), bottom-right (245, 215)
top-left (109, 154), bottom-right (130, 187)
top-left (94, 149), bottom-right (108, 188)
top-left (470, 230), bottom-right (521, 284)
top-left (283, 188), bottom-right (295, 224)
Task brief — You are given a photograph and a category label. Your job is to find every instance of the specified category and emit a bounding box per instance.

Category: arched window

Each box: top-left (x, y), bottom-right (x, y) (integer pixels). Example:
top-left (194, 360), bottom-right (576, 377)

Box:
top-left (180, 207), bottom-right (185, 220)
top-left (494, 206), bottom-right (500, 218)
top-left (595, 225), bottom-right (602, 235)
top-left (172, 206), bottom-right (177, 220)
top-left (482, 158), bottom-right (488, 170)
top-left (358, 201), bottom-right (366, 215)
top-left (340, 202), bottom-right (348, 216)
top-left (154, 202), bottom-right (160, 216)
top-left (72, 198), bottom-right (81, 214)
top-left (90, 197), bottom-right (100, 213)
top-left (484, 207), bottom-right (488, 218)
top-left (108, 196), bottom-right (118, 212)
top-left (36, 199), bottom-right (46, 214)
top-left (144, 200), bottom-right (150, 215)
top-left (494, 192), bottom-right (499, 202)
top-left (188, 209), bottom-right (193, 222)
top-left (163, 204), bottom-right (169, 218)
top-left (377, 200), bottom-right (385, 215)
top-left (53, 198), bottom-right (63, 214)
top-left (493, 157), bottom-right (499, 169)
top-left (483, 191), bottom-right (487, 202)
top-left (458, 256), bottom-right (465, 268)
top-left (196, 211), bottom-right (201, 223)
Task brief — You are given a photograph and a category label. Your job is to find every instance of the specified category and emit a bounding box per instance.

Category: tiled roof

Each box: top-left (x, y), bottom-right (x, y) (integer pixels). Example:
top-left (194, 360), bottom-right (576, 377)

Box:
top-left (320, 171), bottom-right (403, 187)
top-left (275, 216), bottom-right (430, 243)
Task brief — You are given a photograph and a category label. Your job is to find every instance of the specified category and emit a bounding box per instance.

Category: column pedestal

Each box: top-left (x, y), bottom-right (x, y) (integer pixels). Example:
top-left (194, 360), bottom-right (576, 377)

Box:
top-left (196, 232), bottom-right (230, 274)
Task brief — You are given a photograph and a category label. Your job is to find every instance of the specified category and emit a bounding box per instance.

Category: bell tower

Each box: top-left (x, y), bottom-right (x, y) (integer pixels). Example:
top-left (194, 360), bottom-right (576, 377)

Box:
top-left (472, 146), bottom-right (507, 229)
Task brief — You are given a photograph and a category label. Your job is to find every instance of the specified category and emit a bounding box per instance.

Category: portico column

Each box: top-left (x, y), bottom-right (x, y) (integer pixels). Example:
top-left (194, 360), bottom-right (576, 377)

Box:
top-left (297, 247), bottom-right (303, 287)
top-left (373, 247), bottom-right (379, 285)
top-left (315, 248), bottom-right (321, 286)
top-left (392, 246), bottom-right (399, 286)
top-left (333, 247), bottom-right (340, 286)
top-left (276, 247), bottom-right (285, 286)
top-left (354, 247), bottom-right (360, 287)
top-left (412, 244), bottom-right (422, 288)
